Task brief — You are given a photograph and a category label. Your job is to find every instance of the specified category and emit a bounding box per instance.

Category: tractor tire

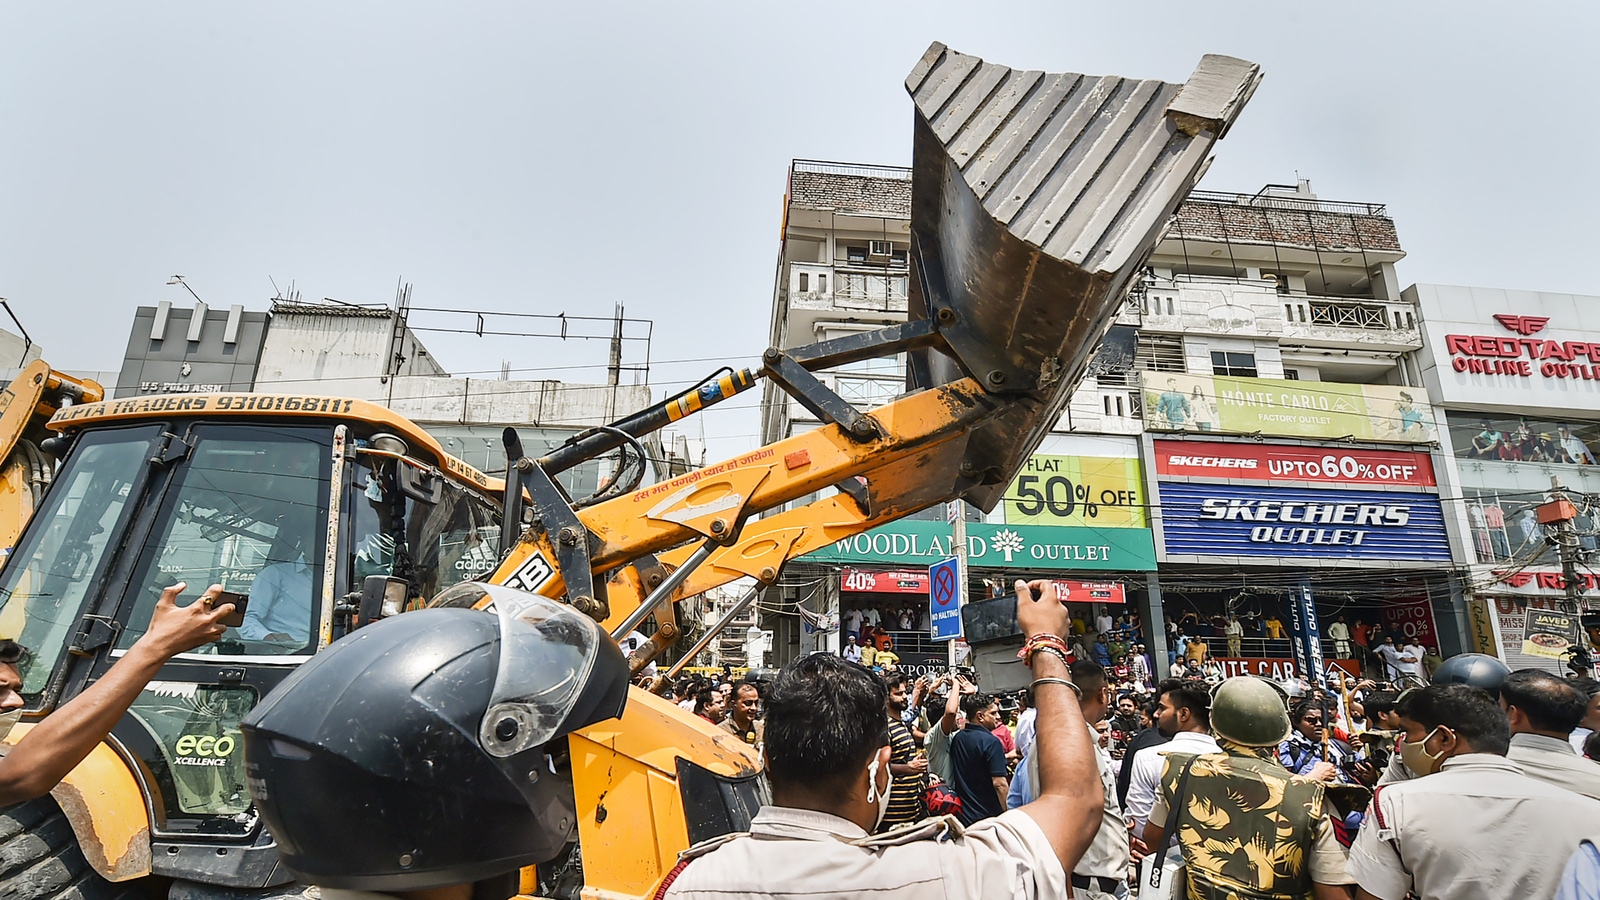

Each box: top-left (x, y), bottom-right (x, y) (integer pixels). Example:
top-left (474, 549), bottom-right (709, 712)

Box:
top-left (0, 795), bottom-right (144, 900)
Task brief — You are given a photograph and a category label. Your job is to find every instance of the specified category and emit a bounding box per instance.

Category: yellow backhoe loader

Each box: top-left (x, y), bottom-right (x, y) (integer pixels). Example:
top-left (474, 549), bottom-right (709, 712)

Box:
top-left (0, 42), bottom-right (1257, 900)
top-left (0, 359), bottom-right (103, 569)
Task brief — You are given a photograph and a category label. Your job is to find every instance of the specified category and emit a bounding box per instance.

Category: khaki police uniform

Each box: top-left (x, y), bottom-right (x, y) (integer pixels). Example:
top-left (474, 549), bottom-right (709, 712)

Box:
top-left (1507, 732), bottom-right (1600, 801)
top-left (661, 805), bottom-right (1066, 899)
top-left (1349, 753), bottom-right (1600, 900)
top-left (719, 716), bottom-right (765, 749)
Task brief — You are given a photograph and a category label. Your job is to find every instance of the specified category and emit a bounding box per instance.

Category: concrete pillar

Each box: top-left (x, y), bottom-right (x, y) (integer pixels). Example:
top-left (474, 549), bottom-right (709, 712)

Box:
top-left (1370, 262), bottom-right (1401, 302)
top-left (1141, 572), bottom-right (1171, 681)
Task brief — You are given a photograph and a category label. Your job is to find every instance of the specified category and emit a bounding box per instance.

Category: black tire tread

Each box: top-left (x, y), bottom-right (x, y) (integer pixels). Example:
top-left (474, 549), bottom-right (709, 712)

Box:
top-left (0, 797), bottom-right (142, 900)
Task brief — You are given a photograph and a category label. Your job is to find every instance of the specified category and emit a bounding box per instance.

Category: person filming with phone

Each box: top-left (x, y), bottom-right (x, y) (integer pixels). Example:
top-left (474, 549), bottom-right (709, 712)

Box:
top-left (0, 583), bottom-right (233, 804)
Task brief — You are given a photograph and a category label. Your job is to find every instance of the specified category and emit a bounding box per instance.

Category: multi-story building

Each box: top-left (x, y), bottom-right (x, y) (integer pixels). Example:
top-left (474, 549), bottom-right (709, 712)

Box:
top-left (762, 160), bottom-right (1162, 676)
top-left (1412, 284), bottom-right (1600, 673)
top-left (763, 165), bottom-right (1471, 682)
top-left (1135, 182), bottom-right (1466, 680)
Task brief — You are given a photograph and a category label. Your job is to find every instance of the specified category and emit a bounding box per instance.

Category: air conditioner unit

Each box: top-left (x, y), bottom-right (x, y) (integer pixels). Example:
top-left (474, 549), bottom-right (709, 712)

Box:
top-left (868, 240), bottom-right (893, 259)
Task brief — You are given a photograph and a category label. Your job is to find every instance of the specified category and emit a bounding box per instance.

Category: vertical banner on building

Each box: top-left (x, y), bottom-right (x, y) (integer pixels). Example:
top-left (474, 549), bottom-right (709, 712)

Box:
top-left (1466, 597), bottom-right (1499, 658)
top-left (1288, 584), bottom-right (1326, 688)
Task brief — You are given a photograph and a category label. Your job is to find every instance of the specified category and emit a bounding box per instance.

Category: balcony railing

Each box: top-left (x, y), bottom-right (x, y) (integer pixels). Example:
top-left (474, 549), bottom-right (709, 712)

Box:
top-left (834, 272), bottom-right (909, 311)
top-left (1302, 300), bottom-right (1417, 331)
top-left (1186, 188), bottom-right (1388, 217)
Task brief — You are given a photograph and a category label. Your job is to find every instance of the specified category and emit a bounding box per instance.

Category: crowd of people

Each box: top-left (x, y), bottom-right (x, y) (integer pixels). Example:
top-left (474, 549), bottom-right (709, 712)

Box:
top-left (650, 585), bottom-right (1600, 900)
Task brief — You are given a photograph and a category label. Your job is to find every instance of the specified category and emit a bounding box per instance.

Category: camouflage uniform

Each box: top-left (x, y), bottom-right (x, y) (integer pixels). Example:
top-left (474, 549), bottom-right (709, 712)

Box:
top-left (1152, 740), bottom-right (1346, 899)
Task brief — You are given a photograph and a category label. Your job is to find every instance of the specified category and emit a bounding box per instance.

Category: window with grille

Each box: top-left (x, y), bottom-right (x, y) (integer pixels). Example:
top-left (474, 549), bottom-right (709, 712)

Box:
top-left (1135, 334), bottom-right (1185, 372)
top-left (1211, 351), bottom-right (1257, 378)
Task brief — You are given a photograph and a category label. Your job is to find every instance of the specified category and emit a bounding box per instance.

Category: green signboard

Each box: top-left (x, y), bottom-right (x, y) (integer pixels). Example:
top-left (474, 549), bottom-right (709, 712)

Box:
top-left (1141, 372), bottom-right (1436, 443)
top-left (800, 520), bottom-right (1156, 571)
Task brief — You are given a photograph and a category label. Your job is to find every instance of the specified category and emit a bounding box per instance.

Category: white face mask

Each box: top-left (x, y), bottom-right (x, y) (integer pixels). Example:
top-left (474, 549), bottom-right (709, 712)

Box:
top-left (0, 708), bottom-right (21, 743)
top-left (865, 755), bottom-right (892, 830)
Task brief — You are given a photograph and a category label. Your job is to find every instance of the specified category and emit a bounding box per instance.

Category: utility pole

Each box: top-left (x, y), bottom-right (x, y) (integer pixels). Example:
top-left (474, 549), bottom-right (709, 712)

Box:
top-left (948, 499), bottom-right (967, 667)
top-left (1541, 476), bottom-right (1589, 673)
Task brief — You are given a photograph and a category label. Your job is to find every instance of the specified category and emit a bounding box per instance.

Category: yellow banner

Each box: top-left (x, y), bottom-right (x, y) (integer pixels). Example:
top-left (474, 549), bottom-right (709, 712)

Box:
top-left (1141, 372), bottom-right (1436, 443)
top-left (1004, 455), bottom-right (1147, 528)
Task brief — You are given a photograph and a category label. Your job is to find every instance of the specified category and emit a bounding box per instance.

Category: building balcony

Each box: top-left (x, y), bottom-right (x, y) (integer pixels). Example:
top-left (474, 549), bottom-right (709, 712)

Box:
top-left (1282, 297), bottom-right (1420, 350)
top-left (789, 263), bottom-right (910, 315)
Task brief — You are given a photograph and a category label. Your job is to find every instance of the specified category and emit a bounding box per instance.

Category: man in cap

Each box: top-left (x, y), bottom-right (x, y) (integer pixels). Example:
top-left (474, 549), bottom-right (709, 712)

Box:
top-left (1501, 669), bottom-right (1600, 801)
top-left (1143, 676), bottom-right (1351, 898)
top-left (1349, 683), bottom-right (1600, 900)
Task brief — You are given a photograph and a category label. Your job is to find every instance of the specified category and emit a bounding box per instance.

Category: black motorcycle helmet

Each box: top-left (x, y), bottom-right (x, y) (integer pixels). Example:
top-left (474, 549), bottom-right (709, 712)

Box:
top-left (241, 585), bottom-right (629, 892)
top-left (1429, 652), bottom-right (1511, 697)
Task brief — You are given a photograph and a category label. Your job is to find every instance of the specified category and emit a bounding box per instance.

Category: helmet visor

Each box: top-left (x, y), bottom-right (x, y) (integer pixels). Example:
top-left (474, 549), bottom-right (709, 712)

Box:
top-left (431, 582), bottom-right (606, 759)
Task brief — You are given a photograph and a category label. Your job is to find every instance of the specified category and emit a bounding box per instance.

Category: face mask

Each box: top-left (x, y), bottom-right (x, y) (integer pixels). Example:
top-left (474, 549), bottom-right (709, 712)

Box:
top-left (865, 756), bottom-right (892, 830)
top-left (1398, 726), bottom-right (1447, 776)
top-left (0, 708), bottom-right (21, 743)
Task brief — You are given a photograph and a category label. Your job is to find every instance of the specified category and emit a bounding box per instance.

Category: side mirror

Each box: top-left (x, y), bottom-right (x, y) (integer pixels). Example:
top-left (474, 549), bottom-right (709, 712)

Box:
top-left (397, 464), bottom-right (444, 505)
top-left (358, 575), bottom-right (409, 626)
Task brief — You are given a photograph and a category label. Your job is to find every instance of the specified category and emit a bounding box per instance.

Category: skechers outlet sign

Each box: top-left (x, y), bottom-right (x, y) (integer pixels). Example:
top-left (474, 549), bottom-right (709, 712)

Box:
top-left (1158, 483), bottom-right (1451, 562)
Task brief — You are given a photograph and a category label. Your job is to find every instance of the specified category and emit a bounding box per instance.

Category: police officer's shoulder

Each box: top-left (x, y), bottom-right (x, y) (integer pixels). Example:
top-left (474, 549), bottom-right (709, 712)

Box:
top-left (851, 815), bottom-right (964, 848)
top-left (677, 831), bottom-right (748, 863)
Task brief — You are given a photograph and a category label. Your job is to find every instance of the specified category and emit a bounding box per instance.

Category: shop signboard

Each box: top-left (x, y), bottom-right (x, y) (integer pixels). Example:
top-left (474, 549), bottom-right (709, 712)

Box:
top-left (1488, 595), bottom-right (1586, 674)
top-left (1051, 580), bottom-right (1127, 605)
top-left (1152, 440), bottom-right (1435, 487)
top-left (1211, 657), bottom-right (1359, 682)
top-left (840, 568), bottom-right (929, 593)
top-left (1005, 454), bottom-right (1147, 528)
top-left (1414, 284), bottom-right (1600, 410)
top-left (1523, 609), bottom-right (1576, 661)
top-left (1380, 592), bottom-right (1441, 653)
top-left (1157, 483), bottom-right (1452, 563)
top-left (803, 520), bottom-right (1157, 571)
top-left (1141, 371), bottom-right (1436, 443)
top-left (1486, 568), bottom-right (1600, 599)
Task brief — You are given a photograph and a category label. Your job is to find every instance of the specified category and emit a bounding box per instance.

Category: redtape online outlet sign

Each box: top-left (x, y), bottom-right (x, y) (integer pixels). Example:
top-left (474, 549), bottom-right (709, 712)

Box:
top-left (1154, 440), bottom-right (1435, 487)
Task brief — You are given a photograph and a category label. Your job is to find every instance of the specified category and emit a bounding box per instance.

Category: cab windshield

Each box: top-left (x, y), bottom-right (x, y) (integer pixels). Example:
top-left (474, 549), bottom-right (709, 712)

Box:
top-left (0, 424), bottom-right (331, 706)
top-left (0, 427), bottom-right (159, 697)
top-left (115, 425), bottom-right (330, 658)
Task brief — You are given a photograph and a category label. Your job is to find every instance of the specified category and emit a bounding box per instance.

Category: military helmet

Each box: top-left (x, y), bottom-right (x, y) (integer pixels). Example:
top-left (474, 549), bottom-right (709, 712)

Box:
top-left (1210, 676), bottom-right (1292, 747)
top-left (1428, 653), bottom-right (1511, 697)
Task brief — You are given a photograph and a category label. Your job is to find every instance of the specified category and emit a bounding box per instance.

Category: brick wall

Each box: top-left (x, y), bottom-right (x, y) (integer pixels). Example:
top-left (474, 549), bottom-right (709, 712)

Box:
top-left (789, 171), bottom-right (911, 218)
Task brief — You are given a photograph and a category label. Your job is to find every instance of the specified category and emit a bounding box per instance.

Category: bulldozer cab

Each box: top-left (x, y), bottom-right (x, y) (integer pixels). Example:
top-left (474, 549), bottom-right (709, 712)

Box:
top-left (0, 406), bottom-right (501, 869)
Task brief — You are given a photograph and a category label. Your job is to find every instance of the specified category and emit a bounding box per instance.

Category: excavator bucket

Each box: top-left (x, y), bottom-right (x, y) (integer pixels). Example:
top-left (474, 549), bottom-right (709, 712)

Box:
top-left (905, 43), bottom-right (1260, 509)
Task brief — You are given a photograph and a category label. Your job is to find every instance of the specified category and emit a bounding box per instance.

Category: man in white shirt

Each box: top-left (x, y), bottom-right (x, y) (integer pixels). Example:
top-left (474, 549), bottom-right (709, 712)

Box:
top-left (1502, 669), bottom-right (1600, 800)
top-left (843, 608), bottom-right (864, 639)
top-left (1124, 677), bottom-right (1219, 833)
top-left (842, 633), bottom-right (864, 664)
top-left (1375, 637), bottom-right (1404, 681)
top-left (1095, 612), bottom-right (1114, 636)
top-left (1560, 424), bottom-right (1597, 465)
top-left (1327, 616), bottom-right (1351, 658)
top-left (1398, 642), bottom-right (1426, 681)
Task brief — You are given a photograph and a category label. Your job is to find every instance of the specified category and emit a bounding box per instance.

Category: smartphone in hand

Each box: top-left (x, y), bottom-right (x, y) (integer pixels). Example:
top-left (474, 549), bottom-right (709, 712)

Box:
top-left (211, 590), bottom-right (249, 629)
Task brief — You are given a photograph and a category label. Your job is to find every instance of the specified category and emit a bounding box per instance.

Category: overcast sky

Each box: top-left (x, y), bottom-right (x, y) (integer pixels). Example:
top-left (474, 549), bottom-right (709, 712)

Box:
top-left (2, 2), bottom-right (1594, 459)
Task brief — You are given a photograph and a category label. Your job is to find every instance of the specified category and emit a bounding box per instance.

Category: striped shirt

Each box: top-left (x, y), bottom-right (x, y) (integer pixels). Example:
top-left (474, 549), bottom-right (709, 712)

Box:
top-left (881, 716), bottom-right (926, 831)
